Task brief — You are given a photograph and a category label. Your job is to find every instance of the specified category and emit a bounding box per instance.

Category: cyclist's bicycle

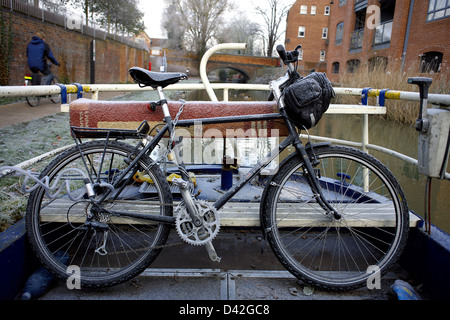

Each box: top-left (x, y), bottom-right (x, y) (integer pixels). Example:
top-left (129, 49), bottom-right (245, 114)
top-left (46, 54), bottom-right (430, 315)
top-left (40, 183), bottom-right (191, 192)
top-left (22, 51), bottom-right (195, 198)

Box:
top-left (24, 63), bottom-right (60, 107)
top-left (25, 45), bottom-right (409, 291)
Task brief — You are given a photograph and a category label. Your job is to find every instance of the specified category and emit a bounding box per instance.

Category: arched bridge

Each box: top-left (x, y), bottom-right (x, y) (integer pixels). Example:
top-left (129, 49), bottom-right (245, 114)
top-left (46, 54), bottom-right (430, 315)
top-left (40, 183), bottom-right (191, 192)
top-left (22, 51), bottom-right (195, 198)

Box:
top-left (162, 52), bottom-right (280, 81)
top-left (205, 54), bottom-right (280, 82)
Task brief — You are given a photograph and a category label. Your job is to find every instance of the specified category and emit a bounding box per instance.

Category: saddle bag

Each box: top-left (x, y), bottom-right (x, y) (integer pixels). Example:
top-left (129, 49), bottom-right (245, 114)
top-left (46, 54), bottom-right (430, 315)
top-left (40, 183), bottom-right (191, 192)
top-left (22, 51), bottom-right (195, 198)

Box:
top-left (283, 72), bottom-right (335, 129)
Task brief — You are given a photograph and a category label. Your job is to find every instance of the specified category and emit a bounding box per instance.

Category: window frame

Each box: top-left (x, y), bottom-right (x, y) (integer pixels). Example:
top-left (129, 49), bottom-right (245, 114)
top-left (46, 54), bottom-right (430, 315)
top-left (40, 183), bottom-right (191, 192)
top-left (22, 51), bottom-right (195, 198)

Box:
top-left (298, 26), bottom-right (306, 38)
top-left (300, 5), bottom-right (308, 14)
top-left (320, 50), bottom-right (326, 62)
top-left (322, 27), bottom-right (328, 39)
top-left (335, 22), bottom-right (344, 45)
top-left (426, 0), bottom-right (450, 22)
top-left (332, 62), bottom-right (340, 74)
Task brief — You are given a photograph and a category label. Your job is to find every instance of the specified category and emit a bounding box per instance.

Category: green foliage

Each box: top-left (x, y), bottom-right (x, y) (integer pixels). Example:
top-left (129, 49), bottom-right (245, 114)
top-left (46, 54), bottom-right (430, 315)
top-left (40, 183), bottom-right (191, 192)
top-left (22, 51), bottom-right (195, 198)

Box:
top-left (0, 11), bottom-right (13, 86)
top-left (61, 0), bottom-right (145, 35)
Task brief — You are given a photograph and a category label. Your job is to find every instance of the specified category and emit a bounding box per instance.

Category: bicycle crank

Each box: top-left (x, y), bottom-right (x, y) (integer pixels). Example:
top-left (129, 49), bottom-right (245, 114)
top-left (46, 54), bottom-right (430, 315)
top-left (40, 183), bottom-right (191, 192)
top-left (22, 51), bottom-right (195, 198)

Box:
top-left (175, 199), bottom-right (221, 246)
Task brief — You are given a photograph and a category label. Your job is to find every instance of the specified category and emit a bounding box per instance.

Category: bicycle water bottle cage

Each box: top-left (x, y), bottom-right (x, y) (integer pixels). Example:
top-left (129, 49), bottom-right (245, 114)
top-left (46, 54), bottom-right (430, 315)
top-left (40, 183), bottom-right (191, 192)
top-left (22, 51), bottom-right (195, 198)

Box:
top-left (129, 67), bottom-right (187, 89)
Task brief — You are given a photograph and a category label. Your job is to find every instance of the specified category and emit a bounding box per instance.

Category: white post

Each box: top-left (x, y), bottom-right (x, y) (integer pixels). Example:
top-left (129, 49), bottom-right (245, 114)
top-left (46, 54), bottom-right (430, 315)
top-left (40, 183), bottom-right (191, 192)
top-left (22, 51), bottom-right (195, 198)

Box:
top-left (362, 114), bottom-right (370, 192)
top-left (199, 43), bottom-right (247, 102)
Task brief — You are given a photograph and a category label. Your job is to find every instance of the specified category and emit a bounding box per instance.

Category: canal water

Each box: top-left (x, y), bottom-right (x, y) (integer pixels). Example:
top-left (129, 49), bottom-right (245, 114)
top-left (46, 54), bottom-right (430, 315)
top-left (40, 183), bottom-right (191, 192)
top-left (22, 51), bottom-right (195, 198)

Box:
top-left (115, 87), bottom-right (449, 234)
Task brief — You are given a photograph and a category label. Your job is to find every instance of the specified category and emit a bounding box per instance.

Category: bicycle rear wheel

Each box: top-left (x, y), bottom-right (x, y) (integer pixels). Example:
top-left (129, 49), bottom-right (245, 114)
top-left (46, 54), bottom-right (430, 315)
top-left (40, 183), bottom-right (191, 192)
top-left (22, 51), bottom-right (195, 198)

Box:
top-left (26, 94), bottom-right (40, 107)
top-left (26, 140), bottom-right (173, 288)
top-left (261, 145), bottom-right (409, 290)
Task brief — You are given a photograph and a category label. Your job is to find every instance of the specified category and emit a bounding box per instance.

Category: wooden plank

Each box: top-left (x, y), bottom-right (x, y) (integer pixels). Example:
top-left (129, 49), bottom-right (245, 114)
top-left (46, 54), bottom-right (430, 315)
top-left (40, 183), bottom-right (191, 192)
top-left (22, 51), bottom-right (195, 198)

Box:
top-left (40, 199), bottom-right (419, 228)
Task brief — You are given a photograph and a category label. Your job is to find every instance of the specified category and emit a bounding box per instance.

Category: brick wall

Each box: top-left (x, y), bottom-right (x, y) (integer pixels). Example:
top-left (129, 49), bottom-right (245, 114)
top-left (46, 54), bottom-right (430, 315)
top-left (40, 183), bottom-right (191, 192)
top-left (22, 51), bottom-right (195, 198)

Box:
top-left (5, 9), bottom-right (148, 86)
top-left (325, 0), bottom-right (450, 82)
top-left (404, 0), bottom-right (450, 75)
top-left (285, 0), bottom-right (331, 73)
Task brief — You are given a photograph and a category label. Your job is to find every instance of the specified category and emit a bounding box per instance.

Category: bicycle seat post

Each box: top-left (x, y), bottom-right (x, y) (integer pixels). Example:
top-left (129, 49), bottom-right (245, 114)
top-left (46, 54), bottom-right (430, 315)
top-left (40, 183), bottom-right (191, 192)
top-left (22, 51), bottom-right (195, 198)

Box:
top-left (408, 77), bottom-right (433, 133)
top-left (156, 86), bottom-right (171, 119)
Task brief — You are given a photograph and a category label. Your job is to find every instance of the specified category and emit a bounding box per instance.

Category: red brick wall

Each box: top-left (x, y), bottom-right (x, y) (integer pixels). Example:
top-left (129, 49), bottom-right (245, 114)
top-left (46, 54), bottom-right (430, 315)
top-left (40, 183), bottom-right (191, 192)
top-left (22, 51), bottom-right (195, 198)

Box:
top-left (285, 0), bottom-right (331, 72)
top-left (5, 10), bottom-right (148, 86)
top-left (404, 0), bottom-right (450, 74)
top-left (325, 0), bottom-right (450, 82)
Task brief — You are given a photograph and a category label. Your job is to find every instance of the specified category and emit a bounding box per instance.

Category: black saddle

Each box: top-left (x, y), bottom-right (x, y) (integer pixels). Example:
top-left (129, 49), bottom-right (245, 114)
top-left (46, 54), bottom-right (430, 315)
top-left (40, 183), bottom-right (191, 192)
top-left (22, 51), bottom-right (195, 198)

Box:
top-left (129, 67), bottom-right (187, 88)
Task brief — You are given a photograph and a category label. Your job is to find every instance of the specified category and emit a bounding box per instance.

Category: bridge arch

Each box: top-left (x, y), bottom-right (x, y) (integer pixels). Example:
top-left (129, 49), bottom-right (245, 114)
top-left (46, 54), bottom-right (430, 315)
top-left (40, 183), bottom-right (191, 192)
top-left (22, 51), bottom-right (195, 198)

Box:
top-left (207, 66), bottom-right (250, 83)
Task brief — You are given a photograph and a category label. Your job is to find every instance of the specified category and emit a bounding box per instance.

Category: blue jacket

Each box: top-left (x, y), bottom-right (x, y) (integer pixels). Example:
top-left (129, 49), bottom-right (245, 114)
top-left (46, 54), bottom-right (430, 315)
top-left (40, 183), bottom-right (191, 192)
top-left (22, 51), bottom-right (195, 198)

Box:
top-left (26, 36), bottom-right (59, 72)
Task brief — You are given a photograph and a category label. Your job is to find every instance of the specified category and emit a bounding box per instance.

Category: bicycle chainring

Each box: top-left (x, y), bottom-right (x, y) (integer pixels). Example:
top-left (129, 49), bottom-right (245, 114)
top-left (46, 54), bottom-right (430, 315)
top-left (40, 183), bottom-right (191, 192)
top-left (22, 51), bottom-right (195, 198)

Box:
top-left (175, 200), bottom-right (220, 246)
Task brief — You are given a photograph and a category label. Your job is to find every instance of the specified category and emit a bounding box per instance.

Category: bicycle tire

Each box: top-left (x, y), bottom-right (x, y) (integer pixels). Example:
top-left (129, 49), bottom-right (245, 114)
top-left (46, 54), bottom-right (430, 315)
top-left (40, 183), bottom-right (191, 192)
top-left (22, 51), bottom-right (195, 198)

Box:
top-left (50, 78), bottom-right (60, 104)
top-left (26, 140), bottom-right (173, 288)
top-left (26, 94), bottom-right (40, 107)
top-left (261, 144), bottom-right (409, 290)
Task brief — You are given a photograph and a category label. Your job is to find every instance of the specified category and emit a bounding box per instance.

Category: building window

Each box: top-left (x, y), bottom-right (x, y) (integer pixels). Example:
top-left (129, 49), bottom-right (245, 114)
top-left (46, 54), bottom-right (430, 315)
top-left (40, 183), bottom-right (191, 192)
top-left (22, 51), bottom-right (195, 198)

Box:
top-left (339, 0), bottom-right (347, 6)
top-left (335, 22), bottom-right (344, 45)
top-left (325, 6), bottom-right (330, 15)
top-left (311, 5), bottom-right (316, 15)
top-left (298, 49), bottom-right (303, 61)
top-left (420, 51), bottom-right (443, 73)
top-left (298, 26), bottom-right (305, 38)
top-left (300, 5), bottom-right (308, 14)
top-left (322, 28), bottom-right (328, 39)
top-left (320, 50), bottom-right (326, 62)
top-left (332, 62), bottom-right (340, 74)
top-left (427, 0), bottom-right (450, 21)
top-left (347, 59), bottom-right (360, 73)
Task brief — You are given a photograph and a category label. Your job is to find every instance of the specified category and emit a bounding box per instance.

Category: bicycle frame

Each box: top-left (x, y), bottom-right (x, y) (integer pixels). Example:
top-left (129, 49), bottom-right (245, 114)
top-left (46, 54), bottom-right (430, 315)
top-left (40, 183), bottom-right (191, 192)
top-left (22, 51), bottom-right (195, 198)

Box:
top-left (79, 78), bottom-right (340, 224)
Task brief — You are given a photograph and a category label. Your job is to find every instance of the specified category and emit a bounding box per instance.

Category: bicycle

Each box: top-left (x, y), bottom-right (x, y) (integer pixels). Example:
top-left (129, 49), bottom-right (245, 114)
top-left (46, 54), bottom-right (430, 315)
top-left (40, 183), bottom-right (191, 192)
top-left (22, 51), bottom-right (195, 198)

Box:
top-left (24, 63), bottom-right (60, 107)
top-left (24, 45), bottom-right (409, 291)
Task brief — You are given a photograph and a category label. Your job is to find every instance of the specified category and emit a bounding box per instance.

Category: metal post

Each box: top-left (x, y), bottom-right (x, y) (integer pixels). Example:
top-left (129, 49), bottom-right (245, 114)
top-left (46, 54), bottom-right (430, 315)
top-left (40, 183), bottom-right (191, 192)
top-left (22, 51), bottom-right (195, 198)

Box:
top-left (223, 88), bottom-right (229, 102)
top-left (362, 113), bottom-right (370, 192)
top-left (199, 43), bottom-right (247, 102)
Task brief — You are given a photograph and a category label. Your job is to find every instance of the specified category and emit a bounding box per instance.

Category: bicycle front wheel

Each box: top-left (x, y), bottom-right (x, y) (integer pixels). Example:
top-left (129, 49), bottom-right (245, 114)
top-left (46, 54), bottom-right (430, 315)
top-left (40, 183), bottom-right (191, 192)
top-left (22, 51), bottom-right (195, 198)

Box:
top-left (261, 145), bottom-right (409, 290)
top-left (49, 78), bottom-right (60, 103)
top-left (26, 140), bottom-right (173, 288)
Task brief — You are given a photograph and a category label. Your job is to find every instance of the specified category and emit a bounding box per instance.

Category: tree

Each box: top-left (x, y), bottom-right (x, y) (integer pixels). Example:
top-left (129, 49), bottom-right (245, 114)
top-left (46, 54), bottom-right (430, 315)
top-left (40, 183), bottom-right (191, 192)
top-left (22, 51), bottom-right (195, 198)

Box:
top-left (256, 0), bottom-right (292, 57)
top-left (61, 0), bottom-right (94, 26)
top-left (163, 0), bottom-right (233, 59)
top-left (0, 11), bottom-right (13, 86)
top-left (95, 0), bottom-right (145, 35)
top-left (61, 0), bottom-right (145, 35)
top-left (161, 1), bottom-right (185, 50)
top-left (216, 13), bottom-right (262, 56)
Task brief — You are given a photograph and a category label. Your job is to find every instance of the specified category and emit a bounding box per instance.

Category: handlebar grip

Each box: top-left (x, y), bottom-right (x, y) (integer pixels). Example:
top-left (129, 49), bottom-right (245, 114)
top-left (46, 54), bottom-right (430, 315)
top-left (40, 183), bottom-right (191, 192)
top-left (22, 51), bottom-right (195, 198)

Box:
top-left (276, 45), bottom-right (288, 64)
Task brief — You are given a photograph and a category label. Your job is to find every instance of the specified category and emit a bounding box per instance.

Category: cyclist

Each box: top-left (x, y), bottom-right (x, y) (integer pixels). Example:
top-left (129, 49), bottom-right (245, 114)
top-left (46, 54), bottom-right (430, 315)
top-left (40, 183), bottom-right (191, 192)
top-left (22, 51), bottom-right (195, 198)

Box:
top-left (26, 32), bottom-right (60, 85)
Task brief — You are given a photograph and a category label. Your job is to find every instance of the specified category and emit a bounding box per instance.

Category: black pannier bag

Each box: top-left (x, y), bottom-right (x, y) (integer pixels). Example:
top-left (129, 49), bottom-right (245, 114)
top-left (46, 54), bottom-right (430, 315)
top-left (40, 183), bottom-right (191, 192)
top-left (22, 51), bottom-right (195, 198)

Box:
top-left (283, 72), bottom-right (335, 129)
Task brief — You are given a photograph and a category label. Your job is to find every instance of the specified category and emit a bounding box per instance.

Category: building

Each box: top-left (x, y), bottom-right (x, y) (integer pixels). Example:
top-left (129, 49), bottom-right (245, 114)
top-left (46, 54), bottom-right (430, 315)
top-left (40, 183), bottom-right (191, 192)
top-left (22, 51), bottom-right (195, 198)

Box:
top-left (324, 0), bottom-right (450, 82)
top-left (284, 0), bottom-right (332, 73)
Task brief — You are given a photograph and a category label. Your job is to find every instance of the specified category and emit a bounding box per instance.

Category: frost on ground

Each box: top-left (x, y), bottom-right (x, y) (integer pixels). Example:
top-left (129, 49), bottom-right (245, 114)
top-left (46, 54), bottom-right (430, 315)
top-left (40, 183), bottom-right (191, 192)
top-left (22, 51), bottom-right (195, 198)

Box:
top-left (0, 112), bottom-right (73, 232)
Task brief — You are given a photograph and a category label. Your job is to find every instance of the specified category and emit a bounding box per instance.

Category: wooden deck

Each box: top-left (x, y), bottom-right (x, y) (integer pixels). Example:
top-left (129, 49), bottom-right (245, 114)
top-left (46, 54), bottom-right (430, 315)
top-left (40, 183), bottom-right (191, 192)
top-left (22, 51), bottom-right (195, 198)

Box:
top-left (40, 199), bottom-right (420, 228)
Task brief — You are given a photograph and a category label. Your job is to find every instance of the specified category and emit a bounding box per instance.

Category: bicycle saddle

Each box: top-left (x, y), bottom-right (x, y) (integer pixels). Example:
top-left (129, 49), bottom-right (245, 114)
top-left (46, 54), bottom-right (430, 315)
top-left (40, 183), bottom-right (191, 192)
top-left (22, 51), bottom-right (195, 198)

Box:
top-left (129, 67), bottom-right (187, 88)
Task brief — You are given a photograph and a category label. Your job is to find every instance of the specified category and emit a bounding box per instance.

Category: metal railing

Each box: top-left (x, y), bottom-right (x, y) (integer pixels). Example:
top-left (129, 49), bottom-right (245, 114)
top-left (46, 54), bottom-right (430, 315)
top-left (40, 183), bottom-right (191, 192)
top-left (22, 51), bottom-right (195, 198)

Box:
top-left (373, 20), bottom-right (393, 46)
top-left (349, 29), bottom-right (364, 50)
top-left (0, 43), bottom-right (449, 179)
